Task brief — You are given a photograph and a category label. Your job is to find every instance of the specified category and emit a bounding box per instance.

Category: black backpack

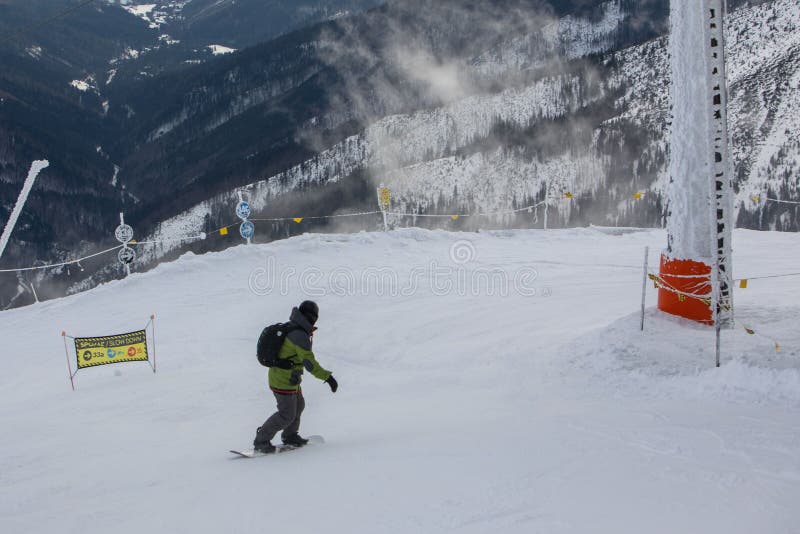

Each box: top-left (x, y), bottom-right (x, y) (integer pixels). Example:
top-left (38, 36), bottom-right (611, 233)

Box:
top-left (256, 322), bottom-right (299, 367)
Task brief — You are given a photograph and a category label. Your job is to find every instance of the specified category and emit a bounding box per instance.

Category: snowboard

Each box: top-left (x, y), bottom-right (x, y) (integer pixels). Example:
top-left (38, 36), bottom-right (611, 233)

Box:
top-left (230, 435), bottom-right (325, 458)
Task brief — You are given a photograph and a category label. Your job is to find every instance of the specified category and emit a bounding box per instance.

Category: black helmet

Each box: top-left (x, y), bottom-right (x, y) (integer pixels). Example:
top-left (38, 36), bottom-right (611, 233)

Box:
top-left (298, 300), bottom-right (319, 325)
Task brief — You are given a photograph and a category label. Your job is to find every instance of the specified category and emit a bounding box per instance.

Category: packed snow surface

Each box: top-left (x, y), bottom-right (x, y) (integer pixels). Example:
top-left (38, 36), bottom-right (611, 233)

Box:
top-left (1, 228), bottom-right (798, 533)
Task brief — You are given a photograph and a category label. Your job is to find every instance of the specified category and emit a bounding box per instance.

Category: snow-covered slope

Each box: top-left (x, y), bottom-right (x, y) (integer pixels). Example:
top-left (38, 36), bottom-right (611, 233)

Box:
top-left (1, 228), bottom-right (799, 533)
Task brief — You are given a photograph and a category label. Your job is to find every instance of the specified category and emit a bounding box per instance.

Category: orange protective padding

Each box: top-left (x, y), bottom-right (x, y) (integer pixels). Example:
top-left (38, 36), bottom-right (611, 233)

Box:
top-left (657, 255), bottom-right (713, 324)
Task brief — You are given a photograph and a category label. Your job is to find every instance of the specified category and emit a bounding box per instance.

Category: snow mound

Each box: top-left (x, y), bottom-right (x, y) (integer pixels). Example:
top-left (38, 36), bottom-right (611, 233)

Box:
top-left (563, 309), bottom-right (800, 406)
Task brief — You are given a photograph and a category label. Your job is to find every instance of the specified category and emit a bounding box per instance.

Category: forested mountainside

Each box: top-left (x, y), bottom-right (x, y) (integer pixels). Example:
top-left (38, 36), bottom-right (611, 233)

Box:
top-left (0, 0), bottom-right (384, 306)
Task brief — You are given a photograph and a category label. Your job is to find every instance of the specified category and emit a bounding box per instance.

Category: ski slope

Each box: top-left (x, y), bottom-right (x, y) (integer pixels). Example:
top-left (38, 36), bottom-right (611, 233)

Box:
top-left (1, 228), bottom-right (799, 533)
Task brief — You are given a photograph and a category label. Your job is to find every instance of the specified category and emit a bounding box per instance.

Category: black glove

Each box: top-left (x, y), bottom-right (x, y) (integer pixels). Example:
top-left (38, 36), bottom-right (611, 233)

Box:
top-left (326, 375), bottom-right (338, 393)
top-left (274, 359), bottom-right (293, 370)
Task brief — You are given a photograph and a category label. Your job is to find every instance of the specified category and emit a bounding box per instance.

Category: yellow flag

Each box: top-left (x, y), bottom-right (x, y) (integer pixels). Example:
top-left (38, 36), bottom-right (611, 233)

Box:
top-left (378, 187), bottom-right (391, 210)
top-left (751, 196), bottom-right (760, 203)
top-left (633, 192), bottom-right (643, 200)
top-left (739, 279), bottom-right (748, 289)
top-left (564, 192), bottom-right (573, 199)
top-left (293, 218), bottom-right (303, 224)
top-left (450, 215), bottom-right (459, 221)
top-left (220, 227), bottom-right (229, 236)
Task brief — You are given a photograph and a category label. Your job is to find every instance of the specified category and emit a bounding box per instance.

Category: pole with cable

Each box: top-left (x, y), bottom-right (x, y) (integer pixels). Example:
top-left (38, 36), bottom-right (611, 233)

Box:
top-left (377, 185), bottom-right (391, 232)
top-left (0, 161), bottom-right (49, 263)
top-left (62, 331), bottom-right (75, 391)
top-left (640, 246), bottom-right (649, 331)
top-left (115, 213), bottom-right (135, 276)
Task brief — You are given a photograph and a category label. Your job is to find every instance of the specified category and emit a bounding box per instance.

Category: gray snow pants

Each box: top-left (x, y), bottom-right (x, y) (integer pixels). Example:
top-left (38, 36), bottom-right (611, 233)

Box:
top-left (256, 390), bottom-right (305, 443)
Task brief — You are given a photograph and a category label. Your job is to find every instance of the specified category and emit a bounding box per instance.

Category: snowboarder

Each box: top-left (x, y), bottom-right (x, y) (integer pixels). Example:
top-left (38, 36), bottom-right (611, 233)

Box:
top-left (253, 301), bottom-right (338, 453)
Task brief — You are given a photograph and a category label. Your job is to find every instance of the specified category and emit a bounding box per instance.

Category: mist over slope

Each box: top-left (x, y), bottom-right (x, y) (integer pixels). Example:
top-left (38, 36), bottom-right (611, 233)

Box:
top-left (132, 0), bottom-right (798, 264)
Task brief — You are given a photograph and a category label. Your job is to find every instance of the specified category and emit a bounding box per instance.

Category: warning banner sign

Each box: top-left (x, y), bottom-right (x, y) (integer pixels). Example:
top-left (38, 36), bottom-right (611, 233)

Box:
top-left (74, 330), bottom-right (148, 369)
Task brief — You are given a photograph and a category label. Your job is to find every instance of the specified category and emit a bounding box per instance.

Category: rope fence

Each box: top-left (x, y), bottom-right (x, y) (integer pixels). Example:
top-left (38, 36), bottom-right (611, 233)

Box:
top-left (645, 266), bottom-right (799, 354)
top-left (0, 245), bottom-right (124, 273)
top-left (386, 199), bottom-right (550, 219)
top-left (2, 181), bottom-right (797, 348)
top-left (0, 189), bottom-right (581, 274)
top-left (749, 194), bottom-right (800, 206)
top-left (764, 197), bottom-right (800, 206)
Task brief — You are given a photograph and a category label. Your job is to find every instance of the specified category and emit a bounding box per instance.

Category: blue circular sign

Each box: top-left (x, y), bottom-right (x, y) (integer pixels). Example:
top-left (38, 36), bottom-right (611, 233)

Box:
top-left (240, 221), bottom-right (255, 239)
top-left (236, 201), bottom-right (251, 220)
top-left (118, 247), bottom-right (136, 265)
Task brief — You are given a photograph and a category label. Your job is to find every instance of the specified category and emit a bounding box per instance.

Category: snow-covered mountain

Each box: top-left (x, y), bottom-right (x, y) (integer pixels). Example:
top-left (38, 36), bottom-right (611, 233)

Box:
top-left (104, 0), bottom-right (385, 47)
top-left (0, 0), bottom-right (386, 308)
top-left (2, 0), bottom-right (797, 309)
top-left (137, 0), bottom-right (799, 271)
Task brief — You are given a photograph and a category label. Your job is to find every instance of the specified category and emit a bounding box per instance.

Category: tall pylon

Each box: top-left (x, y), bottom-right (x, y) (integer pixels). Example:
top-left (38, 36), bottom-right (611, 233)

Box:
top-left (660, 0), bottom-right (734, 327)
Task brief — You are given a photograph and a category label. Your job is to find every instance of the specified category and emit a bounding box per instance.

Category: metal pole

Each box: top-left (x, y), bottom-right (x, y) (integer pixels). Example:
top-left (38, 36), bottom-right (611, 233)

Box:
top-left (151, 314), bottom-right (157, 373)
top-left (237, 191), bottom-right (251, 245)
top-left (707, 0), bottom-right (734, 327)
top-left (376, 186), bottom-right (389, 232)
top-left (709, 0), bottom-right (726, 356)
top-left (543, 202), bottom-right (548, 231)
top-left (0, 160), bottom-right (49, 262)
top-left (120, 213), bottom-right (131, 277)
top-left (62, 331), bottom-right (75, 391)
top-left (640, 246), bottom-right (649, 331)
top-left (237, 191), bottom-right (252, 245)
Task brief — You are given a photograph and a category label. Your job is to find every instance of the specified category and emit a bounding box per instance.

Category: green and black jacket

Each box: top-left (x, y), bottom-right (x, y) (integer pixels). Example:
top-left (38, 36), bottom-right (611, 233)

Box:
top-left (268, 308), bottom-right (332, 394)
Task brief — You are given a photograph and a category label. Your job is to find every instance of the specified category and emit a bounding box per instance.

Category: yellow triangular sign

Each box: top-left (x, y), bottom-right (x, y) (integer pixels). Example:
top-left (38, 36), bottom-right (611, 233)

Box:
top-left (450, 215), bottom-right (459, 221)
top-left (293, 218), bottom-right (303, 224)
